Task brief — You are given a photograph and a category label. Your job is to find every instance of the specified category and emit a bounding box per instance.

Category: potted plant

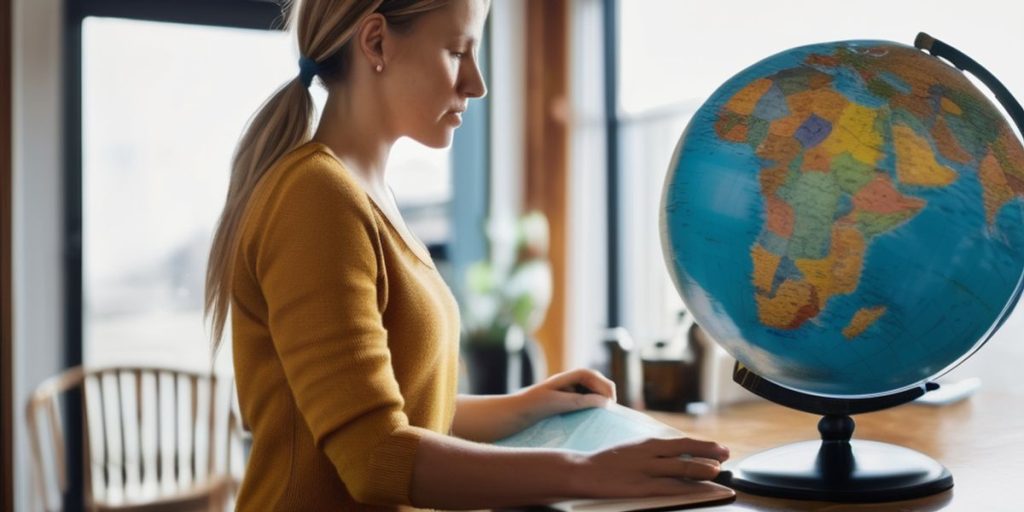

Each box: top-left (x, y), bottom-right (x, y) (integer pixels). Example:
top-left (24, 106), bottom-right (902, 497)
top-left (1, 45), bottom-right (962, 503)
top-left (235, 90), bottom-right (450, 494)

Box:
top-left (461, 211), bottom-right (552, 394)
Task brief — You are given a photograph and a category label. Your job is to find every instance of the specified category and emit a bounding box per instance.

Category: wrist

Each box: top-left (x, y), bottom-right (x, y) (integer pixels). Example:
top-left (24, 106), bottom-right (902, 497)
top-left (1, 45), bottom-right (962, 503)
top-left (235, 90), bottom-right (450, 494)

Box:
top-left (507, 389), bottom-right (537, 431)
top-left (562, 451), bottom-right (594, 498)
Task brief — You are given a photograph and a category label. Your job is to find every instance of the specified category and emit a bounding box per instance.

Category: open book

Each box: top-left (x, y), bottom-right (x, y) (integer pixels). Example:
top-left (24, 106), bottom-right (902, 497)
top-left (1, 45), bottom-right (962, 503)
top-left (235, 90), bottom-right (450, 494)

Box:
top-left (493, 403), bottom-right (735, 511)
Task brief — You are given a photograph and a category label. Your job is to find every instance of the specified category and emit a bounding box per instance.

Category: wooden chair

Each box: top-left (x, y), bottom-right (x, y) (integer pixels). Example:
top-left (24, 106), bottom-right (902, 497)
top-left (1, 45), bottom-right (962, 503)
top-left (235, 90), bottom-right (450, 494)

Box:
top-left (26, 366), bottom-right (244, 512)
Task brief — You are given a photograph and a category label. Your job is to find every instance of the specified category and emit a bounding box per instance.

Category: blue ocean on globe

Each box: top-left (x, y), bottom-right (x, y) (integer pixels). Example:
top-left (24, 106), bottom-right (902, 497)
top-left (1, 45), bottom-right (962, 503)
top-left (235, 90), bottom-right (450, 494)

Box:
top-left (661, 40), bottom-right (1024, 397)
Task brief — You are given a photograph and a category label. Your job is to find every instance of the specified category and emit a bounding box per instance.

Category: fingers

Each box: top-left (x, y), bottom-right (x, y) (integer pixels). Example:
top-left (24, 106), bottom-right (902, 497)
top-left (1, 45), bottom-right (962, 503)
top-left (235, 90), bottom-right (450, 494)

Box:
top-left (643, 476), bottom-right (722, 496)
top-left (552, 389), bottom-right (609, 413)
top-left (646, 456), bottom-right (722, 481)
top-left (647, 437), bottom-right (730, 462)
top-left (578, 370), bottom-right (617, 402)
top-left (549, 368), bottom-right (617, 402)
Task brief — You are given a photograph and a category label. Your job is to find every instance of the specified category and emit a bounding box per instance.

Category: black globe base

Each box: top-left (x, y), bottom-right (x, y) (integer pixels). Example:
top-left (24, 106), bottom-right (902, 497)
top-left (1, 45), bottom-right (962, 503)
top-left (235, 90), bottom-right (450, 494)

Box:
top-left (716, 414), bottom-right (953, 502)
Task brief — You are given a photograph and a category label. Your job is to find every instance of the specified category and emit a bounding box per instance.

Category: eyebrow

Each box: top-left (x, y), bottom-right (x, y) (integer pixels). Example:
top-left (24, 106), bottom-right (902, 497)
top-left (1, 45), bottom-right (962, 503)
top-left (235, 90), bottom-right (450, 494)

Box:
top-left (451, 34), bottom-right (477, 44)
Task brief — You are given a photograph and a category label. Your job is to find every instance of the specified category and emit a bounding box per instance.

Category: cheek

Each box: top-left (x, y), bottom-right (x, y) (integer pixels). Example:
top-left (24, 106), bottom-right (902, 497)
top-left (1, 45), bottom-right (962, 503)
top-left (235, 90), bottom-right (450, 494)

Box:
top-left (385, 55), bottom-right (459, 133)
top-left (407, 65), bottom-right (457, 110)
top-left (411, 53), bottom-right (458, 91)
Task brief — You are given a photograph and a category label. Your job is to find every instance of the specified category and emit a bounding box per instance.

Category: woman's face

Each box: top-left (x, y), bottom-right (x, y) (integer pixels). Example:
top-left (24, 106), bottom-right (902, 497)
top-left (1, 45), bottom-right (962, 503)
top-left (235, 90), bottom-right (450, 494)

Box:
top-left (382, 0), bottom-right (489, 148)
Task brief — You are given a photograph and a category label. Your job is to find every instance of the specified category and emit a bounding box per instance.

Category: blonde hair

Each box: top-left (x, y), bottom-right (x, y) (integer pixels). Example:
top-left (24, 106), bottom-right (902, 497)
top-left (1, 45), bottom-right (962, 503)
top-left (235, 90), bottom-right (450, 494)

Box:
top-left (205, 0), bottom-right (450, 353)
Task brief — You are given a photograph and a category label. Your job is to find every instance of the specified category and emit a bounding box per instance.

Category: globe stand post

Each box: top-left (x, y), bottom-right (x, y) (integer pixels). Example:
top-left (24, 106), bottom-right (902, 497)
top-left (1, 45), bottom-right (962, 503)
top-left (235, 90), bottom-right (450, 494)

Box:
top-left (715, 364), bottom-right (953, 502)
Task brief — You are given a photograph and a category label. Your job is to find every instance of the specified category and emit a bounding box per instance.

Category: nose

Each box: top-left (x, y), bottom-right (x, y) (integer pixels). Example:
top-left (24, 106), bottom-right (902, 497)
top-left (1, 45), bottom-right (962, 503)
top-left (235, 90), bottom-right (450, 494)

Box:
top-left (460, 55), bottom-right (487, 99)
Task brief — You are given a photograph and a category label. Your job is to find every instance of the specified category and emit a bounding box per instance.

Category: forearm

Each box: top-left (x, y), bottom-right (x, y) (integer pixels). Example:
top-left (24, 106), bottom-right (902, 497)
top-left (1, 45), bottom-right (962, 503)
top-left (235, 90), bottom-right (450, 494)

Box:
top-left (451, 393), bottom-right (533, 443)
top-left (409, 430), bottom-right (582, 509)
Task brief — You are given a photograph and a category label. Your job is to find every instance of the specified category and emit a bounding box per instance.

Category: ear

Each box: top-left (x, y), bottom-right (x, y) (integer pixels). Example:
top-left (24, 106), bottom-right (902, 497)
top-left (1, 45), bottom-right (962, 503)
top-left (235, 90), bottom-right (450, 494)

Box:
top-left (356, 13), bottom-right (387, 70)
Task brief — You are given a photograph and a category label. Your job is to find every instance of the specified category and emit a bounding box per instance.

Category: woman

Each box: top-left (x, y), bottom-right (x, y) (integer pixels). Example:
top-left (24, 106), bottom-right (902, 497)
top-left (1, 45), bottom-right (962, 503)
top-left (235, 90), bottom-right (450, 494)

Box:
top-left (205, 0), bottom-right (729, 509)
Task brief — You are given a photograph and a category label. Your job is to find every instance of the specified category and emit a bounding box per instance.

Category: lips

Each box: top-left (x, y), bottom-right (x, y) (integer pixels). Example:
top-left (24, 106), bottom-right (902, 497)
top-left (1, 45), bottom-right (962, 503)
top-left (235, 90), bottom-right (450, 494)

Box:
top-left (445, 105), bottom-right (467, 125)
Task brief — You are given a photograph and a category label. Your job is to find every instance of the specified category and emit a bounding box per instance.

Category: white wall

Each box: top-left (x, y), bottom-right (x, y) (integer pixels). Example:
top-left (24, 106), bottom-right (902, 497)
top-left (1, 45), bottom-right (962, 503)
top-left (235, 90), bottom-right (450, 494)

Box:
top-left (567, 0), bottom-right (609, 370)
top-left (12, 0), bottom-right (65, 509)
top-left (488, 0), bottom-right (524, 229)
top-left (485, 0), bottom-right (526, 306)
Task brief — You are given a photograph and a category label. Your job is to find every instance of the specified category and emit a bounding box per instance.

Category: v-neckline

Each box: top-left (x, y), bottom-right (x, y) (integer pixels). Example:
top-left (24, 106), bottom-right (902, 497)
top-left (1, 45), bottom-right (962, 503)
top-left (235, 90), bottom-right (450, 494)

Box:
top-left (366, 193), bottom-right (435, 268)
top-left (305, 142), bottom-right (435, 268)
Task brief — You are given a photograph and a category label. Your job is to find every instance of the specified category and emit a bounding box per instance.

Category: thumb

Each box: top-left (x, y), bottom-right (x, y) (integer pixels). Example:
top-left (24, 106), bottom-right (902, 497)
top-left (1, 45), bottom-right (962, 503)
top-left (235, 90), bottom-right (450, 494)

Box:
top-left (559, 390), bottom-right (611, 412)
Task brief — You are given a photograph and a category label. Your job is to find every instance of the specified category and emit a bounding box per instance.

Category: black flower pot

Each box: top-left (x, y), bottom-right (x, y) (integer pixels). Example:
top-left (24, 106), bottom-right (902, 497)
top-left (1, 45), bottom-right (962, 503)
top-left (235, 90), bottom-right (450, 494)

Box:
top-left (463, 342), bottom-right (509, 395)
top-left (462, 327), bottom-right (547, 395)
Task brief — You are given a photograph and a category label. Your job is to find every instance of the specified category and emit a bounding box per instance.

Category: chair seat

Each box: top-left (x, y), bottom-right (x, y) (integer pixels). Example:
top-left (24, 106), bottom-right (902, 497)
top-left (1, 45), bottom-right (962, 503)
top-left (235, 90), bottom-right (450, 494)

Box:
top-left (93, 476), bottom-right (236, 512)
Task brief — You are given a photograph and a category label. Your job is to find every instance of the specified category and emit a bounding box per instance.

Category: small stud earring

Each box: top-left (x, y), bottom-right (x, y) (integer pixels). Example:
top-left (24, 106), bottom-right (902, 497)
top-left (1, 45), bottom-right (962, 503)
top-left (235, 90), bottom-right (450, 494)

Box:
top-left (375, 64), bottom-right (383, 73)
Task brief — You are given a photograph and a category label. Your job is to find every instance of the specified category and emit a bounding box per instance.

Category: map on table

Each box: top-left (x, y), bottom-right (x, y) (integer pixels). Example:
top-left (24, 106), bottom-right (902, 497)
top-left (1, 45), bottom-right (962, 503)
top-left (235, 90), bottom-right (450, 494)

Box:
top-left (494, 403), bottom-right (682, 453)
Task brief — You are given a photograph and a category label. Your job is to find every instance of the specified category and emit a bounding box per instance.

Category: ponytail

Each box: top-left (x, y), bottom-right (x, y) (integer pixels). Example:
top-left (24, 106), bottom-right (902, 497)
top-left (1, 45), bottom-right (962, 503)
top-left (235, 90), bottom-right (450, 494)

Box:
top-left (204, 77), bottom-right (314, 352)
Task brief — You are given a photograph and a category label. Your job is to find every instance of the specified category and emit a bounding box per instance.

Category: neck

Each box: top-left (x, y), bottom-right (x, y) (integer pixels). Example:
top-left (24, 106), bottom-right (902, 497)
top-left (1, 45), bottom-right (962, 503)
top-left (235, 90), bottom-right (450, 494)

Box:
top-left (311, 85), bottom-right (395, 192)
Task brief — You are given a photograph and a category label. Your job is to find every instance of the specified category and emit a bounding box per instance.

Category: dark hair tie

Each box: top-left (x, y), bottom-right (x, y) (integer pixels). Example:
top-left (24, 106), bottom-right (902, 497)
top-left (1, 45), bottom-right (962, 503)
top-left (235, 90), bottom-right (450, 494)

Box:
top-left (298, 56), bottom-right (319, 88)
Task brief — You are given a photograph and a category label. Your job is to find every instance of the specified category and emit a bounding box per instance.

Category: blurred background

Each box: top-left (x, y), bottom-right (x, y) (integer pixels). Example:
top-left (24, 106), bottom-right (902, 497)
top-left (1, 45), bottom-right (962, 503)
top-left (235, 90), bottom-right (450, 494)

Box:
top-left (3, 0), bottom-right (1024, 510)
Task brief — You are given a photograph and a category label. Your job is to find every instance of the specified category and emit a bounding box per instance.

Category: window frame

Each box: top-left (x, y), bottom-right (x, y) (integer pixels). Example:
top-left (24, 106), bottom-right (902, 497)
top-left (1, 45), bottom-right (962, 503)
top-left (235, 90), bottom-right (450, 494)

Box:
top-left (602, 0), bottom-right (621, 327)
top-left (1, 0), bottom-right (12, 509)
top-left (64, 5), bottom-right (285, 508)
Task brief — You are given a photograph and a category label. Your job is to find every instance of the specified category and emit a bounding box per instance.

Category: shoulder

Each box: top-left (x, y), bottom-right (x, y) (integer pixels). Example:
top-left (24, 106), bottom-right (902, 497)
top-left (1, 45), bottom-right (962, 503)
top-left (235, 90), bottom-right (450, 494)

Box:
top-left (240, 143), bottom-right (381, 248)
top-left (273, 145), bottom-right (372, 214)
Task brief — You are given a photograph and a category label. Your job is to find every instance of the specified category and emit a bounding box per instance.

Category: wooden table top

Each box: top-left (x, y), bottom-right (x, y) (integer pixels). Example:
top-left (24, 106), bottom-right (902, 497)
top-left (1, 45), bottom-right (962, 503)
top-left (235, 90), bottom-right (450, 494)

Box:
top-left (643, 388), bottom-right (1024, 511)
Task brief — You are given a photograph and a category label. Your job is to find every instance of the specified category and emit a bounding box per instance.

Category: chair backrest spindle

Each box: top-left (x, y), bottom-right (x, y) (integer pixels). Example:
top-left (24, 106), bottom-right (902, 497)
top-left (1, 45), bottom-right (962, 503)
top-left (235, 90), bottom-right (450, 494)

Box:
top-left (119, 370), bottom-right (142, 498)
top-left (100, 370), bottom-right (125, 505)
top-left (26, 366), bottom-right (239, 511)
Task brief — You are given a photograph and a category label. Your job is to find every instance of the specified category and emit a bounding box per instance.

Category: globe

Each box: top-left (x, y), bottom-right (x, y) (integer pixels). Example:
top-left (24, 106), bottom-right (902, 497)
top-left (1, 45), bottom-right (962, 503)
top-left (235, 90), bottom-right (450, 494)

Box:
top-left (661, 38), bottom-right (1024, 399)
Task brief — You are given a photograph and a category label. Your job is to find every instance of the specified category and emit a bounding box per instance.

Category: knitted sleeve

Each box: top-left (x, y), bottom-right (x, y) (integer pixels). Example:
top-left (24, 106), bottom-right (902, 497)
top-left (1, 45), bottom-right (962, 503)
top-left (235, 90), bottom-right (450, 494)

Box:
top-left (251, 157), bottom-right (427, 506)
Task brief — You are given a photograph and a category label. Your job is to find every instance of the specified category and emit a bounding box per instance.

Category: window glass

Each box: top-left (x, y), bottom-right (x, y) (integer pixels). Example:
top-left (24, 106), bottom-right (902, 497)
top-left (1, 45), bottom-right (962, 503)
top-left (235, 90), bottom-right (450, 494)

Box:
top-left (82, 17), bottom-right (450, 371)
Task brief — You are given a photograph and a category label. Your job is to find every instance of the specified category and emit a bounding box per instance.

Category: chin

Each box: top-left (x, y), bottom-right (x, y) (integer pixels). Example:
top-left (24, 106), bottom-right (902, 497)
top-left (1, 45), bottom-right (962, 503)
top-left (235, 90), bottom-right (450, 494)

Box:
top-left (414, 129), bottom-right (456, 149)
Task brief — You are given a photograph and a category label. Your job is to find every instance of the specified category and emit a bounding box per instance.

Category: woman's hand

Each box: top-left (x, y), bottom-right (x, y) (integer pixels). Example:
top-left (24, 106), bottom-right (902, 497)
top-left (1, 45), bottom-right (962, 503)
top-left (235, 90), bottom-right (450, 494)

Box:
top-left (569, 437), bottom-right (731, 498)
top-left (427, 369), bottom-right (732, 507)
top-left (453, 369), bottom-right (614, 443)
top-left (411, 431), bottom-right (729, 508)
top-left (511, 368), bottom-right (617, 429)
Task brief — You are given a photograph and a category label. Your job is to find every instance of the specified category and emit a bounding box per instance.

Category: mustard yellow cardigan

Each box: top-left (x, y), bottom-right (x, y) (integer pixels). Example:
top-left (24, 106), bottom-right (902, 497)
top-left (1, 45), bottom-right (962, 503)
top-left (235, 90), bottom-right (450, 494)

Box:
top-left (230, 142), bottom-right (460, 510)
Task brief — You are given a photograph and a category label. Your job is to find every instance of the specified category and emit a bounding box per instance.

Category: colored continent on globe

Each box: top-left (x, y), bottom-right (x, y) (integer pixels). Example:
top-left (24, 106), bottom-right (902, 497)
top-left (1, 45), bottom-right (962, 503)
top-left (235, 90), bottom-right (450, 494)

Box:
top-left (714, 45), bottom-right (1024, 335)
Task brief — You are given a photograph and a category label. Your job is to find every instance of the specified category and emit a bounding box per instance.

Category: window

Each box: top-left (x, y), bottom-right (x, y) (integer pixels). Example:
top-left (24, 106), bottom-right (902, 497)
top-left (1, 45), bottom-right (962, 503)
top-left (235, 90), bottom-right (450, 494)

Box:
top-left (613, 0), bottom-right (1024, 386)
top-left (81, 17), bottom-right (298, 372)
top-left (75, 4), bottom-right (468, 373)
